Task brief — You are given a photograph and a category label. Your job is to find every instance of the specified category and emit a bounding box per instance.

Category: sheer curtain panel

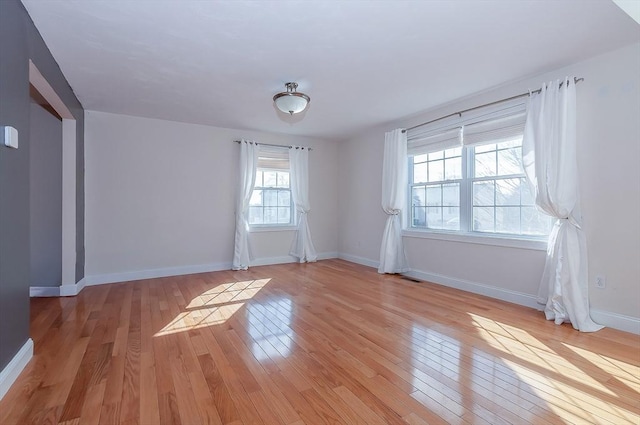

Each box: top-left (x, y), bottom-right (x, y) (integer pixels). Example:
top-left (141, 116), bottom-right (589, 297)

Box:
top-left (522, 78), bottom-right (602, 332)
top-left (289, 147), bottom-right (317, 262)
top-left (378, 129), bottom-right (408, 274)
top-left (232, 141), bottom-right (258, 270)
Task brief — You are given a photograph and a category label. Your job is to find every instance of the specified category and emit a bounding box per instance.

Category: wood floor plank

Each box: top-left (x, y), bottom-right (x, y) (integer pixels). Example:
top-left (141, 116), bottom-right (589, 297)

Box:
top-left (0, 260), bottom-right (638, 425)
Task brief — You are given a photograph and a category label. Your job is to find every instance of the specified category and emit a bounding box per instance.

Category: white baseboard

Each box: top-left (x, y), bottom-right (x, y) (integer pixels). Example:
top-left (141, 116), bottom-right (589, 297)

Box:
top-left (84, 262), bottom-right (233, 287)
top-left (591, 309), bottom-right (639, 335)
top-left (31, 277), bottom-right (87, 297)
top-left (337, 252), bottom-right (379, 269)
top-left (84, 253), bottom-right (340, 287)
top-left (0, 338), bottom-right (33, 401)
top-left (29, 286), bottom-right (60, 297)
top-left (404, 268), bottom-right (541, 310)
top-left (251, 251), bottom-right (338, 267)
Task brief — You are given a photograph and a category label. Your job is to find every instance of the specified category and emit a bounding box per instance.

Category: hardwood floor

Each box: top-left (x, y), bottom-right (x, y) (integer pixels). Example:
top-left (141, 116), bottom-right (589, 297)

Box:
top-left (1, 259), bottom-right (638, 424)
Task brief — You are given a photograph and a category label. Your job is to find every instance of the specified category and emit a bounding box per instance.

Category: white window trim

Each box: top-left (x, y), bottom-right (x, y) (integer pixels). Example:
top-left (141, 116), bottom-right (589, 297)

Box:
top-left (249, 166), bottom-right (295, 229)
top-left (402, 228), bottom-right (547, 251)
top-left (249, 224), bottom-right (298, 233)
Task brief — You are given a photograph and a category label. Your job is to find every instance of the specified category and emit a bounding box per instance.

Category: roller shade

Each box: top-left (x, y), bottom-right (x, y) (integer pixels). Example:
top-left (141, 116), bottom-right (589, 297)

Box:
top-left (407, 126), bottom-right (462, 156)
top-left (257, 145), bottom-right (289, 169)
top-left (462, 112), bottom-right (526, 147)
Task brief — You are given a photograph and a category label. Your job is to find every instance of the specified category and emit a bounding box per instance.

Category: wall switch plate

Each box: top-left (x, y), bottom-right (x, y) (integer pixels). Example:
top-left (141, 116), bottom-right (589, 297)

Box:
top-left (3, 126), bottom-right (18, 149)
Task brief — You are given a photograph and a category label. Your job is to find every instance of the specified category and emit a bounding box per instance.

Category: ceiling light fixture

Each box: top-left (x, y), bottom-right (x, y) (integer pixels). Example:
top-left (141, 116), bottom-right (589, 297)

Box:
top-left (273, 82), bottom-right (310, 115)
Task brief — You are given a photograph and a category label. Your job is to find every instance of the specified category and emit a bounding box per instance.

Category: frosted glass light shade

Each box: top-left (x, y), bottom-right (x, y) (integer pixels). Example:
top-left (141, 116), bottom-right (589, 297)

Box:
top-left (273, 82), bottom-right (310, 115)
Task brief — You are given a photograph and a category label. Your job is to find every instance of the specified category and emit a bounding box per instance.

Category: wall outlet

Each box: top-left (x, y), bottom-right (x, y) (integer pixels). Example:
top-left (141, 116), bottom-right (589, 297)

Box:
top-left (595, 275), bottom-right (606, 289)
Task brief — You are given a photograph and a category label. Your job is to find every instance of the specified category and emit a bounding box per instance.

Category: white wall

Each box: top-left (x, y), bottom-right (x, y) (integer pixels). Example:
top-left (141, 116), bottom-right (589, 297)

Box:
top-left (338, 42), bottom-right (640, 328)
top-left (85, 111), bottom-right (338, 281)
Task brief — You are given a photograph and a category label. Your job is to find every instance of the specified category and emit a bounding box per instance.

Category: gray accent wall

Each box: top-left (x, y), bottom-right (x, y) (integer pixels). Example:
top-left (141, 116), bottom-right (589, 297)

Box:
top-left (0, 0), bottom-right (84, 372)
top-left (30, 102), bottom-right (62, 287)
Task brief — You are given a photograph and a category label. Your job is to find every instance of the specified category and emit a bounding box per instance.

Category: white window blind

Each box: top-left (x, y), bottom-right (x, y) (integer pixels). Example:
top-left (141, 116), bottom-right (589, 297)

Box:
top-left (408, 99), bottom-right (527, 153)
top-left (462, 112), bottom-right (526, 147)
top-left (257, 145), bottom-right (289, 169)
top-left (407, 126), bottom-right (462, 156)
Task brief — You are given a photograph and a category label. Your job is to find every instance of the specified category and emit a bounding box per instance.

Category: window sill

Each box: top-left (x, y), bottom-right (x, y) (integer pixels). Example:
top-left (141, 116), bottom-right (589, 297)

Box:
top-left (402, 229), bottom-right (547, 251)
top-left (250, 225), bottom-right (298, 233)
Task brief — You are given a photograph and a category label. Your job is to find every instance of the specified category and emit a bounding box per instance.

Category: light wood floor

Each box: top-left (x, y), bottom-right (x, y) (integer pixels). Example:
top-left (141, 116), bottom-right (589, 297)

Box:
top-left (1, 260), bottom-right (638, 425)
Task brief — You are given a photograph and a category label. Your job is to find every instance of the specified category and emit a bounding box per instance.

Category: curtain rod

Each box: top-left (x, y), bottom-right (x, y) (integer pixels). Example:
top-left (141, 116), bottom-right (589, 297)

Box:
top-left (234, 140), bottom-right (312, 151)
top-left (402, 77), bottom-right (584, 134)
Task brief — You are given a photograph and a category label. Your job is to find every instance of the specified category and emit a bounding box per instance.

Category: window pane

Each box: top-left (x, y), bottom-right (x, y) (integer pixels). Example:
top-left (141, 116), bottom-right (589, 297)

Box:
top-left (414, 154), bottom-right (428, 163)
top-left (473, 206), bottom-right (495, 232)
top-left (474, 151), bottom-right (496, 177)
top-left (498, 138), bottom-right (522, 149)
top-left (496, 178), bottom-right (520, 205)
top-left (443, 207), bottom-right (460, 230)
top-left (277, 207), bottom-right (291, 224)
top-left (428, 151), bottom-right (443, 160)
top-left (496, 206), bottom-right (520, 234)
top-left (497, 148), bottom-right (522, 176)
top-left (473, 181), bottom-right (494, 206)
top-left (521, 178), bottom-right (535, 205)
top-left (445, 147), bottom-right (462, 158)
top-left (414, 163), bottom-right (427, 183)
top-left (426, 185), bottom-right (442, 206)
top-left (263, 190), bottom-right (277, 206)
top-left (444, 157), bottom-right (462, 180)
top-left (250, 190), bottom-right (262, 206)
top-left (263, 171), bottom-right (277, 187)
top-left (278, 190), bottom-right (290, 207)
top-left (442, 183), bottom-right (459, 207)
top-left (428, 160), bottom-right (444, 182)
top-left (412, 186), bottom-right (426, 207)
top-left (522, 207), bottom-right (552, 236)
top-left (426, 207), bottom-right (443, 229)
top-left (475, 143), bottom-right (496, 154)
top-left (249, 206), bottom-right (263, 224)
top-left (277, 172), bottom-right (290, 188)
top-left (264, 207), bottom-right (277, 223)
top-left (413, 206), bottom-right (426, 227)
top-left (254, 171), bottom-right (264, 187)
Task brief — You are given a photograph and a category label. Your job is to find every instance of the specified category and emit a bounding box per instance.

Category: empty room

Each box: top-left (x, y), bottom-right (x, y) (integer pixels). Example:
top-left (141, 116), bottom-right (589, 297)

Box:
top-left (1, 0), bottom-right (639, 424)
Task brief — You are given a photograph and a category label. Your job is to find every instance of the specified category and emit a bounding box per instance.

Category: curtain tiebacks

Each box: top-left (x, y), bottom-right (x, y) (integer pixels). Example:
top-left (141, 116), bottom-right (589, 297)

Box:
top-left (558, 216), bottom-right (582, 229)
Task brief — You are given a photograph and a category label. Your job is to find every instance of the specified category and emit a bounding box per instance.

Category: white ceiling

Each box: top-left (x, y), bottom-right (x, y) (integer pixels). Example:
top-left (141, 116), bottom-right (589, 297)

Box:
top-left (22, 0), bottom-right (640, 141)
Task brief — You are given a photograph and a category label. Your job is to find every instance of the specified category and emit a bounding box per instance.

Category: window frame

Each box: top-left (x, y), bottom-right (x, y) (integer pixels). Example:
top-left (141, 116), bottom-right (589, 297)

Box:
top-left (249, 167), bottom-right (297, 232)
top-left (405, 139), bottom-right (549, 251)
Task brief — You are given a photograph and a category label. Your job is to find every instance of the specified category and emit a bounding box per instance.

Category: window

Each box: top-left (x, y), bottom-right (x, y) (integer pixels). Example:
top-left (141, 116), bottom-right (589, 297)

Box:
top-left (408, 106), bottom-right (551, 239)
top-left (470, 137), bottom-right (550, 235)
top-left (249, 147), bottom-right (294, 227)
top-left (410, 147), bottom-right (462, 230)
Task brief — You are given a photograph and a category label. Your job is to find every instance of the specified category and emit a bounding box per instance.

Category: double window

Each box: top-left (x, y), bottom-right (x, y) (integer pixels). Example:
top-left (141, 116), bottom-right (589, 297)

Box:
top-left (249, 147), bottom-right (294, 227)
top-left (408, 105), bottom-right (550, 238)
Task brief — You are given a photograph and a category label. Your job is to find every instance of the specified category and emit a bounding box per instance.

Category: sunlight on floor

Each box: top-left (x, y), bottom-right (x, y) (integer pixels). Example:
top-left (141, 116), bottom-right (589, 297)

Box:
top-left (468, 312), bottom-right (640, 424)
top-left (154, 278), bottom-right (271, 336)
top-left (247, 298), bottom-right (294, 361)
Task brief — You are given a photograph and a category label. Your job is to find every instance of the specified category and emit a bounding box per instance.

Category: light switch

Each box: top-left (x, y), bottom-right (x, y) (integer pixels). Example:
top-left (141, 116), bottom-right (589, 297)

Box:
top-left (3, 126), bottom-right (18, 149)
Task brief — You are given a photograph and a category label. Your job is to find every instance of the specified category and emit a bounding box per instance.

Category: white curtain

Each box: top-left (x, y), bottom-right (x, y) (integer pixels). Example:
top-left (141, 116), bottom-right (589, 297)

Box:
top-left (522, 78), bottom-right (602, 332)
top-left (289, 147), bottom-right (317, 262)
top-left (232, 140), bottom-right (258, 270)
top-left (378, 129), bottom-right (408, 274)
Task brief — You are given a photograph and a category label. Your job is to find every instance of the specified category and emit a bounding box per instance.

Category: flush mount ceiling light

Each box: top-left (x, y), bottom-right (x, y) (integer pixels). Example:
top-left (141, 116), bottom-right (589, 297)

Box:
top-left (273, 82), bottom-right (310, 115)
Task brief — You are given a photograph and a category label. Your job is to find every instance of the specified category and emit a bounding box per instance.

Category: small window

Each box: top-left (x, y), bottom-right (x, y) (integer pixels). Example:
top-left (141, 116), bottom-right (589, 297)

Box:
top-left (249, 147), bottom-right (294, 228)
